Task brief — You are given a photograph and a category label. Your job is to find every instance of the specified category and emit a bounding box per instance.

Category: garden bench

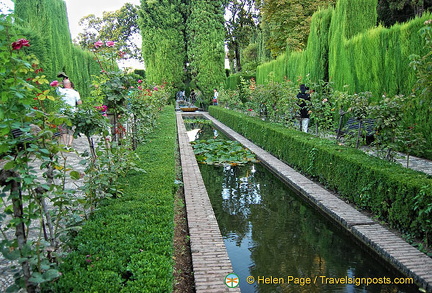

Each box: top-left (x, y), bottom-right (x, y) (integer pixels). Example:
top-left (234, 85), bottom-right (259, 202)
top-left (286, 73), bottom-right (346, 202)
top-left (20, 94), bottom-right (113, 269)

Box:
top-left (338, 117), bottom-right (375, 144)
top-left (10, 126), bottom-right (61, 152)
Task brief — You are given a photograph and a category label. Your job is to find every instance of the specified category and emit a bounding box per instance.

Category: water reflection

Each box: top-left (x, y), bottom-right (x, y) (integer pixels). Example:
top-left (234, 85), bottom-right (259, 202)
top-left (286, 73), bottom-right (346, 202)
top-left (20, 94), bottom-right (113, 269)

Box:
top-left (199, 163), bottom-right (419, 293)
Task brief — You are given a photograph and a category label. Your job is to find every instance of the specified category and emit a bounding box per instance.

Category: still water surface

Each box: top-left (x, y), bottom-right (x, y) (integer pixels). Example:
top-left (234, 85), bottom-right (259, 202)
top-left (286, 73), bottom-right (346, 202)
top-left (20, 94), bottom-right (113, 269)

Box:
top-left (188, 120), bottom-right (420, 293)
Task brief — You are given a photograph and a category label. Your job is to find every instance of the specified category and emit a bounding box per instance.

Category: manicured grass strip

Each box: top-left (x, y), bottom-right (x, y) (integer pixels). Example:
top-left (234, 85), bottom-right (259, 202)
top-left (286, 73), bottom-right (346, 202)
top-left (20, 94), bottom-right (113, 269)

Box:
top-left (51, 107), bottom-right (177, 293)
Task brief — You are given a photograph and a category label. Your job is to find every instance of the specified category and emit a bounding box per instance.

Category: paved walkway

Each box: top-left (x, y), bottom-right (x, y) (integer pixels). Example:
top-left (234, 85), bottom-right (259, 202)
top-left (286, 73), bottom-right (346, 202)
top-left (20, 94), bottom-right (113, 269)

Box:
top-left (361, 147), bottom-right (432, 176)
top-left (0, 136), bottom-right (91, 291)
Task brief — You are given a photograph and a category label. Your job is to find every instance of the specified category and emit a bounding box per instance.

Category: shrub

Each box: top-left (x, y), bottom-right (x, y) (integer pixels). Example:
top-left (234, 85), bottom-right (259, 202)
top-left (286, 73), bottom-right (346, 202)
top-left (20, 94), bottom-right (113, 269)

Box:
top-left (48, 107), bottom-right (177, 292)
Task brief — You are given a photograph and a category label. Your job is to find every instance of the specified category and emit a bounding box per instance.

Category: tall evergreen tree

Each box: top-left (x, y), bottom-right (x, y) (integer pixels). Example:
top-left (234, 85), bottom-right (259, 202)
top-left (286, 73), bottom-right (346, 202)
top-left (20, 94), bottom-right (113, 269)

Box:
top-left (139, 0), bottom-right (187, 87)
top-left (13, 0), bottom-right (101, 97)
top-left (186, 0), bottom-right (227, 98)
top-left (15, 0), bottom-right (73, 77)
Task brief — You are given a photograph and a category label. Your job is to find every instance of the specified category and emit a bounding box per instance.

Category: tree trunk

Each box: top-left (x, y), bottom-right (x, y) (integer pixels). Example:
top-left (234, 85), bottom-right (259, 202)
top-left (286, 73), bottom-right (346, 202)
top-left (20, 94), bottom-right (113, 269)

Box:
top-left (0, 170), bottom-right (37, 293)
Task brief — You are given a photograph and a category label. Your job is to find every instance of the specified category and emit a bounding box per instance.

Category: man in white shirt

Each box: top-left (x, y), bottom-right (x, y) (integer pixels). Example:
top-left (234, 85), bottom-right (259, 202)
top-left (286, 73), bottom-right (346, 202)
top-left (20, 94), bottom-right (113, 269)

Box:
top-left (56, 79), bottom-right (82, 148)
top-left (57, 79), bottom-right (82, 112)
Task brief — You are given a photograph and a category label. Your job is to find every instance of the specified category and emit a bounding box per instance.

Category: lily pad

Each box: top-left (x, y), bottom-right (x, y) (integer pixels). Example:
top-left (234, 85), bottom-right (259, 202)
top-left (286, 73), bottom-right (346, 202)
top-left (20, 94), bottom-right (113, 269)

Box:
top-left (191, 139), bottom-right (258, 165)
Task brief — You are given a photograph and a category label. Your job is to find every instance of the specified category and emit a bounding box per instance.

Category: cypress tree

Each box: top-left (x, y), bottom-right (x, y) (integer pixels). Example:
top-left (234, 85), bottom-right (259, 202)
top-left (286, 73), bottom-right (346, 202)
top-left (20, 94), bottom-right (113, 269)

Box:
top-left (328, 0), bottom-right (378, 92)
top-left (139, 0), bottom-right (187, 88)
top-left (304, 8), bottom-right (333, 82)
top-left (186, 0), bottom-right (226, 98)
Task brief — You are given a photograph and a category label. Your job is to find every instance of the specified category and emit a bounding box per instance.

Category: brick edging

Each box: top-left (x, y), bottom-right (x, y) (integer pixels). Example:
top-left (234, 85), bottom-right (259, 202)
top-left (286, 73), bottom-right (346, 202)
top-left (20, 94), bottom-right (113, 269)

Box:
top-left (202, 112), bottom-right (432, 293)
top-left (177, 113), bottom-right (240, 292)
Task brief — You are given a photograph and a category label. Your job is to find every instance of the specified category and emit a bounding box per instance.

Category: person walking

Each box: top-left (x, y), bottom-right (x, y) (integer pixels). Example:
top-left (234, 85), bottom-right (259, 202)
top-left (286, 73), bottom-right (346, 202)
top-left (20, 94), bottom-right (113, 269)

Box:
top-left (56, 79), bottom-right (82, 148)
top-left (212, 89), bottom-right (219, 106)
top-left (297, 84), bottom-right (310, 133)
top-left (190, 89), bottom-right (197, 105)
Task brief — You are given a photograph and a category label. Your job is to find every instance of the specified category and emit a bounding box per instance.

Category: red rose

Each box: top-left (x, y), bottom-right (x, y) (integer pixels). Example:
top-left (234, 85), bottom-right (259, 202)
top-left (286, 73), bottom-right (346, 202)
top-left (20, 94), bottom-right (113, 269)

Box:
top-left (11, 39), bottom-right (30, 50)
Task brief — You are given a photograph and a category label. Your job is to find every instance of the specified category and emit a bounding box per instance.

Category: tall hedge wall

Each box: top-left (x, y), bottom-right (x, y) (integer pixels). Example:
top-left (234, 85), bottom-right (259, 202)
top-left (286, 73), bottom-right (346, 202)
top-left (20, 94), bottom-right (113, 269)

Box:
top-left (256, 0), bottom-right (429, 97)
top-left (225, 72), bottom-right (255, 90)
top-left (187, 0), bottom-right (226, 98)
top-left (139, 0), bottom-right (187, 88)
top-left (255, 0), bottom-right (432, 159)
top-left (14, 0), bottom-right (101, 97)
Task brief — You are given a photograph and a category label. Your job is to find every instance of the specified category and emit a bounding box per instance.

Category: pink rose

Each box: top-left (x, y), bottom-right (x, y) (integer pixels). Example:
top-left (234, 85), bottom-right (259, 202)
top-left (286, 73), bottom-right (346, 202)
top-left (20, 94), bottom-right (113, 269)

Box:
top-left (106, 41), bottom-right (115, 47)
top-left (153, 86), bottom-right (159, 91)
top-left (94, 41), bottom-right (103, 48)
top-left (137, 79), bottom-right (143, 83)
top-left (50, 80), bottom-right (59, 87)
top-left (12, 39), bottom-right (30, 50)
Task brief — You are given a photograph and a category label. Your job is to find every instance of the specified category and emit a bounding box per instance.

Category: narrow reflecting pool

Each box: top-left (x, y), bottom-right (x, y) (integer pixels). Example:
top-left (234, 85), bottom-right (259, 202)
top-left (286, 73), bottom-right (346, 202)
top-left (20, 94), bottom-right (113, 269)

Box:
top-left (200, 163), bottom-right (419, 293)
top-left (187, 118), bottom-right (420, 293)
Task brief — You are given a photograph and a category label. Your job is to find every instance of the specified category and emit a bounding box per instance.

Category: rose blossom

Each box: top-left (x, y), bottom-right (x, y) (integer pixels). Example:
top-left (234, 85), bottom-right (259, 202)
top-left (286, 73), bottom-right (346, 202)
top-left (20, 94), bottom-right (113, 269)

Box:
top-left (11, 39), bottom-right (30, 50)
top-left (94, 41), bottom-right (103, 48)
top-left (50, 80), bottom-right (59, 87)
top-left (106, 41), bottom-right (115, 47)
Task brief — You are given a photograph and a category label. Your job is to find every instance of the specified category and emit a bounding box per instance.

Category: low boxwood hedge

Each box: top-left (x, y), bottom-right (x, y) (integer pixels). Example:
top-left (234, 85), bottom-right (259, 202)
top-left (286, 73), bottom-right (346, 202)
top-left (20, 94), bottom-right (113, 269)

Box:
top-left (209, 106), bottom-right (432, 244)
top-left (49, 107), bottom-right (177, 292)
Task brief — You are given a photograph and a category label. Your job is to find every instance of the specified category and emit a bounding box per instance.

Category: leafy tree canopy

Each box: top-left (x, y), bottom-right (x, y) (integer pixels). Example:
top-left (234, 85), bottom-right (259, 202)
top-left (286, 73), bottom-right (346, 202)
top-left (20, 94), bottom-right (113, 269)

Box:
top-left (225, 0), bottom-right (259, 72)
top-left (76, 3), bottom-right (142, 62)
top-left (259, 0), bottom-right (335, 57)
top-left (377, 0), bottom-right (432, 27)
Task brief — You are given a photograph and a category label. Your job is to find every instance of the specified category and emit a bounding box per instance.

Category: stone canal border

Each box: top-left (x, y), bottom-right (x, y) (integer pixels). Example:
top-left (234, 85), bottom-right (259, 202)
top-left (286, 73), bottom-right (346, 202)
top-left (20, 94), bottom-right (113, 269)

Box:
top-left (179, 111), bottom-right (432, 292)
top-left (201, 112), bottom-right (432, 292)
top-left (177, 113), bottom-right (240, 293)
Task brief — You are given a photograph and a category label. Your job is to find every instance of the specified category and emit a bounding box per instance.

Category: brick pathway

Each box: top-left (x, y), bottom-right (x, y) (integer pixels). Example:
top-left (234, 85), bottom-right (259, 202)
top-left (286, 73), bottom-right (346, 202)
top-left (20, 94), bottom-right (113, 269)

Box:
top-left (177, 113), bottom-right (240, 292)
top-left (195, 112), bottom-right (432, 293)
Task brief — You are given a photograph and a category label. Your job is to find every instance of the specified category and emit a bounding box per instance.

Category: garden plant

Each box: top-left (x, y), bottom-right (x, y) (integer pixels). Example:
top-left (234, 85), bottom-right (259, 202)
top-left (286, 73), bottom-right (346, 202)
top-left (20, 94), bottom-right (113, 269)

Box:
top-left (0, 13), bottom-right (172, 292)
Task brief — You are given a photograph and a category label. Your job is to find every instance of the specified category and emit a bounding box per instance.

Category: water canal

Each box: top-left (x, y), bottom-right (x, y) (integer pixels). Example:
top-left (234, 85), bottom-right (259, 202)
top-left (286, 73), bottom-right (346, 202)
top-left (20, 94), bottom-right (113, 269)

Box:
top-left (184, 117), bottom-right (420, 293)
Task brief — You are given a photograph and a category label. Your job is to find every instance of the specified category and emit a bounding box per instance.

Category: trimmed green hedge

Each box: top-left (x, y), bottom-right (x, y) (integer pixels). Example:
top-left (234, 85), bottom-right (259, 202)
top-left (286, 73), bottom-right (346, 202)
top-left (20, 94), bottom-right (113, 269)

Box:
top-left (225, 73), bottom-right (255, 90)
top-left (209, 106), bottom-right (432, 244)
top-left (50, 107), bottom-right (177, 292)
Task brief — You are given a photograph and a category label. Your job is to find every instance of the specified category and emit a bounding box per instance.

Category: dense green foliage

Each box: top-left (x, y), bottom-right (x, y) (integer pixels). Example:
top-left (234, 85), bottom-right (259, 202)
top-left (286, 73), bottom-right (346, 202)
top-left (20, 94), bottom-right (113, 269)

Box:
top-left (138, 0), bottom-right (226, 97)
top-left (225, 72), bottom-right (255, 90)
top-left (186, 0), bottom-right (227, 98)
top-left (256, 0), bottom-right (430, 95)
top-left (49, 107), bottom-right (177, 292)
top-left (209, 106), bottom-right (432, 247)
top-left (139, 0), bottom-right (187, 88)
top-left (225, 0), bottom-right (258, 73)
top-left (14, 0), bottom-right (101, 97)
top-left (254, 0), bottom-right (432, 159)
